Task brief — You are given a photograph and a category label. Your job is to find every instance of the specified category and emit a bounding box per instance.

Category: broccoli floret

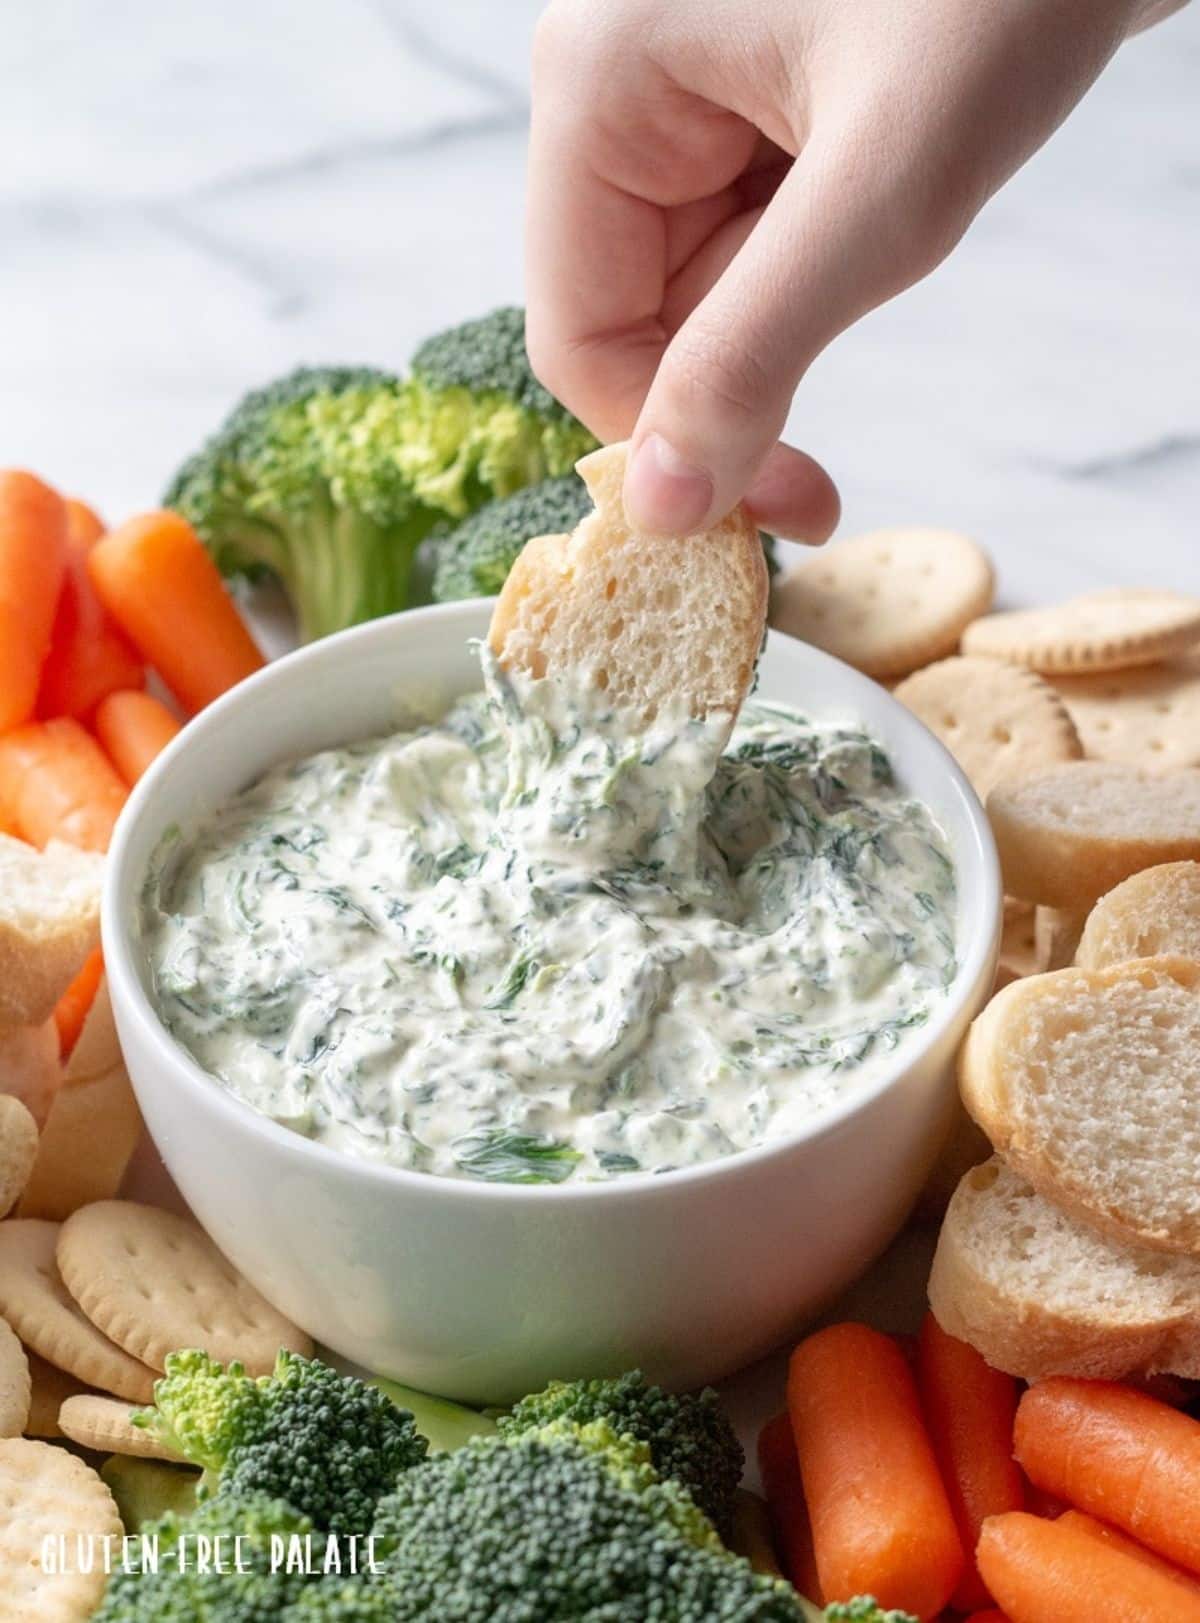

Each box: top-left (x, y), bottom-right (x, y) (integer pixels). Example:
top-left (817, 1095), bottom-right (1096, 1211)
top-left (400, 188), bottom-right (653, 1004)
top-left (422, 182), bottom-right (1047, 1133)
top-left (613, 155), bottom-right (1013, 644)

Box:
top-left (799, 1602), bottom-right (918, 1623)
top-left (135, 1350), bottom-right (427, 1533)
top-left (402, 307), bottom-right (596, 521)
top-left (371, 1417), bottom-right (801, 1621)
top-left (424, 479), bottom-right (578, 604)
top-left (286, 1579), bottom-right (407, 1620)
top-left (499, 1369), bottom-right (744, 1535)
top-left (165, 366), bottom-right (435, 642)
top-left (94, 1490), bottom-right (315, 1622)
top-left (428, 474), bottom-right (593, 602)
top-left (164, 308), bottom-right (596, 640)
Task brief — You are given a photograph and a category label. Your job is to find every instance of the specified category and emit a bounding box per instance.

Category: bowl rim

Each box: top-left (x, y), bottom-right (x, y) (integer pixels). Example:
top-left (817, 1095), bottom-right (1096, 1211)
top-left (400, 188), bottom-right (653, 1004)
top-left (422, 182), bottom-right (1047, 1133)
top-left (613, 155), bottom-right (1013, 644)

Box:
top-left (103, 601), bottom-right (1002, 1207)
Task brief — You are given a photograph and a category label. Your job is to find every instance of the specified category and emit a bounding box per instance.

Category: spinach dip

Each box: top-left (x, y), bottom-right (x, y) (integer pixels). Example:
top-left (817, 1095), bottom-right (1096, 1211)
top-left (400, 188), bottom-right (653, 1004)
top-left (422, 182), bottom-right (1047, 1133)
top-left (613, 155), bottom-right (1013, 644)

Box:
top-left (142, 645), bottom-right (957, 1186)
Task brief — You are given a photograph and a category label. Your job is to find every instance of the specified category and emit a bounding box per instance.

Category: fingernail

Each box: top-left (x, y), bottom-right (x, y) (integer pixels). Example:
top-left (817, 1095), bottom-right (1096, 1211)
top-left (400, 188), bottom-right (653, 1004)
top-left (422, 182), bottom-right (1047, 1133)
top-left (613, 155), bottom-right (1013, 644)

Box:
top-left (624, 434), bottom-right (714, 535)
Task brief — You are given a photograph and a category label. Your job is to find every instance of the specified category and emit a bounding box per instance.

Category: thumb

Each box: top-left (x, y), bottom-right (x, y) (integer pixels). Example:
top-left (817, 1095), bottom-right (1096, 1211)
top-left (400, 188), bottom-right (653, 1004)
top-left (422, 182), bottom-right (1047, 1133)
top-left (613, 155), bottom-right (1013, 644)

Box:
top-left (623, 159), bottom-right (870, 537)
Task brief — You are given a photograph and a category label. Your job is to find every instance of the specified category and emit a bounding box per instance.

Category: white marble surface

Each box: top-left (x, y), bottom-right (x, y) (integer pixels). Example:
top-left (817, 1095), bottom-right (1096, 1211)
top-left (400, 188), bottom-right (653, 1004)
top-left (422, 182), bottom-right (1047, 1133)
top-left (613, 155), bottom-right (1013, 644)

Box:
top-left (3, 0), bottom-right (1197, 609)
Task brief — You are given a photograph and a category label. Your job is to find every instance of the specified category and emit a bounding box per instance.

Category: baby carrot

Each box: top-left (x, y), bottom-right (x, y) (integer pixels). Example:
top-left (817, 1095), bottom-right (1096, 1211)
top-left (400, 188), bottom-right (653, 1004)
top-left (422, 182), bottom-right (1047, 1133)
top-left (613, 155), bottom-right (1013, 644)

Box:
top-left (757, 1410), bottom-right (822, 1603)
top-left (0, 718), bottom-right (127, 850)
top-left (37, 508), bottom-right (145, 721)
top-left (0, 470), bottom-right (69, 731)
top-left (88, 511), bottom-right (264, 713)
top-left (64, 498), bottom-right (105, 548)
top-left (917, 1312), bottom-right (1024, 1611)
top-left (54, 946), bottom-right (104, 1057)
top-left (788, 1322), bottom-right (965, 1617)
top-left (978, 1511), bottom-right (1200, 1623)
top-left (1056, 1510), bottom-right (1200, 1597)
top-left (94, 690), bottom-right (182, 785)
top-left (1014, 1377), bottom-right (1200, 1575)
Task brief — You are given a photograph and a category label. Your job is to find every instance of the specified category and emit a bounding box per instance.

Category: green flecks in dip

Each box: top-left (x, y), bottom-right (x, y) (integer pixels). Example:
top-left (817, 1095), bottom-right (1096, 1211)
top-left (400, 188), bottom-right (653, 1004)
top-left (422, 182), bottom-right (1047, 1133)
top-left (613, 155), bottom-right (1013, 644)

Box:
top-left (141, 645), bottom-right (957, 1185)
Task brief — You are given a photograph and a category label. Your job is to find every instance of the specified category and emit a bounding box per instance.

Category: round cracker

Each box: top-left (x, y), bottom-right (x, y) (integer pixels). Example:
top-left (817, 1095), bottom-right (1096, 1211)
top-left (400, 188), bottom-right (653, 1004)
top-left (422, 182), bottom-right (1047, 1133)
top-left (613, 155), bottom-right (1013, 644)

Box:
top-left (56, 1201), bottom-right (311, 1375)
top-left (0, 1093), bottom-right (38, 1219)
top-left (0, 1222), bottom-right (156, 1404)
top-left (962, 588), bottom-right (1200, 675)
top-left (0, 1437), bottom-right (120, 1620)
top-left (770, 527), bottom-right (994, 680)
top-left (24, 1352), bottom-right (90, 1441)
top-left (58, 1394), bottom-right (184, 1462)
top-left (893, 655), bottom-right (1082, 799)
top-left (0, 1318), bottom-right (29, 1438)
top-left (1054, 652), bottom-right (1200, 772)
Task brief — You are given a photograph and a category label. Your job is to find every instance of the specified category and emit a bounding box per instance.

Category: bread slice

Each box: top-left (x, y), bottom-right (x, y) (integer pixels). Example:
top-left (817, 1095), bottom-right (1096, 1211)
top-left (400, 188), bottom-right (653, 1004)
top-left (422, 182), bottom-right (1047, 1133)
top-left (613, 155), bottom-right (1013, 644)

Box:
top-left (0, 835), bottom-right (103, 1026)
top-left (987, 761), bottom-right (1200, 907)
top-left (488, 441), bottom-right (767, 726)
top-left (929, 1158), bottom-right (1200, 1381)
top-left (959, 956), bottom-right (1200, 1254)
top-left (1077, 861), bottom-right (1200, 970)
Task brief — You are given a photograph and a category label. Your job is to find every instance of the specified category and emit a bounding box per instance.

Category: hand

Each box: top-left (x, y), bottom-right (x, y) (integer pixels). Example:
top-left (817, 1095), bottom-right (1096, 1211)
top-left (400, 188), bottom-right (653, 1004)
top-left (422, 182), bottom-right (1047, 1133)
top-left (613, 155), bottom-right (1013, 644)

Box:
top-left (527, 0), bottom-right (1159, 539)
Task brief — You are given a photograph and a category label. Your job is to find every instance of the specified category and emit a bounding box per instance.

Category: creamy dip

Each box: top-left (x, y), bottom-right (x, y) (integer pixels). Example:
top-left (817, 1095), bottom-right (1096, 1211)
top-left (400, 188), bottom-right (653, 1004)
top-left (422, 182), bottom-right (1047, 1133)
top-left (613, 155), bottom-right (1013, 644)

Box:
top-left (141, 646), bottom-right (957, 1185)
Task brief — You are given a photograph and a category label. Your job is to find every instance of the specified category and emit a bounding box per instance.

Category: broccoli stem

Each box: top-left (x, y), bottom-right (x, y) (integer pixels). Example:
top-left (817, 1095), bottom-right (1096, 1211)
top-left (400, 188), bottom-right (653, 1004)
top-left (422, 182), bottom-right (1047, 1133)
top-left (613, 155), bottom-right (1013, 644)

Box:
top-left (218, 489), bottom-right (437, 643)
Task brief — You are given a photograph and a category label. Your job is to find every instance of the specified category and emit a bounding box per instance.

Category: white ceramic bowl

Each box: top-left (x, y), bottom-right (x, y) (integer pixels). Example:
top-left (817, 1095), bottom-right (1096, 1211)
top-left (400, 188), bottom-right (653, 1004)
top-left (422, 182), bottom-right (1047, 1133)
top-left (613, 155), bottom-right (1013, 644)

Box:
top-left (104, 603), bottom-right (1000, 1404)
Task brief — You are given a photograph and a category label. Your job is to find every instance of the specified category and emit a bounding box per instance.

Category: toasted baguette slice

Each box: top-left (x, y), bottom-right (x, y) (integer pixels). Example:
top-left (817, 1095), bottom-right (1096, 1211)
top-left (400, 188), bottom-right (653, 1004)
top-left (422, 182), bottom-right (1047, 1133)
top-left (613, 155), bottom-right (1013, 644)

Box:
top-left (1076, 861), bottom-right (1200, 970)
top-left (987, 761), bottom-right (1200, 907)
top-left (929, 1159), bottom-right (1200, 1381)
top-left (0, 835), bottom-right (103, 1027)
top-left (488, 441), bottom-right (767, 726)
top-left (960, 956), bottom-right (1200, 1254)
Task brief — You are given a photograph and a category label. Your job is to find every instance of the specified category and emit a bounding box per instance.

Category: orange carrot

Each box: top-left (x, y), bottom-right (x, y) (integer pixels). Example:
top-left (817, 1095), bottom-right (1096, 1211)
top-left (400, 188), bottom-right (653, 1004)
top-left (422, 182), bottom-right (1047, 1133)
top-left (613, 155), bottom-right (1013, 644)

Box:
top-left (788, 1322), bottom-right (965, 1617)
top-left (94, 690), bottom-right (182, 785)
top-left (54, 946), bottom-right (104, 1057)
top-left (978, 1511), bottom-right (1200, 1623)
top-left (1057, 1510), bottom-right (1200, 1597)
top-left (87, 511), bottom-right (264, 713)
top-left (0, 471), bottom-right (69, 732)
top-left (964, 1612), bottom-right (1012, 1623)
top-left (757, 1411), bottom-right (822, 1604)
top-left (0, 718), bottom-right (127, 850)
top-left (1014, 1377), bottom-right (1200, 1576)
top-left (917, 1313), bottom-right (1025, 1610)
top-left (37, 505), bottom-right (145, 721)
top-left (64, 498), bottom-right (105, 549)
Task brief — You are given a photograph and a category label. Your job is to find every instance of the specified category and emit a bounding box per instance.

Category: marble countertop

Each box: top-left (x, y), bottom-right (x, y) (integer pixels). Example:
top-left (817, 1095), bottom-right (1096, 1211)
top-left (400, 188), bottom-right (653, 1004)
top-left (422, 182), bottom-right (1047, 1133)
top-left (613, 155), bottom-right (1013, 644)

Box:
top-left (3, 0), bottom-right (1197, 609)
